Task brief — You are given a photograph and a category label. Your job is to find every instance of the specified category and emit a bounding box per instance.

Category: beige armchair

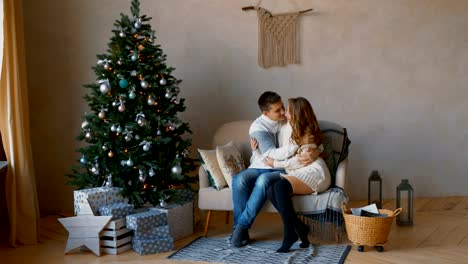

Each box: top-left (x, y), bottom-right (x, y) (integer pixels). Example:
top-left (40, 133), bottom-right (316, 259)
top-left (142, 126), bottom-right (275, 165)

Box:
top-left (198, 120), bottom-right (350, 239)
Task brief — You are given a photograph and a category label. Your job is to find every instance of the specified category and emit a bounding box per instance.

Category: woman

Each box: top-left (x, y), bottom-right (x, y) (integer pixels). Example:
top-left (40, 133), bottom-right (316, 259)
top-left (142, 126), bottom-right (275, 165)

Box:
top-left (252, 97), bottom-right (331, 252)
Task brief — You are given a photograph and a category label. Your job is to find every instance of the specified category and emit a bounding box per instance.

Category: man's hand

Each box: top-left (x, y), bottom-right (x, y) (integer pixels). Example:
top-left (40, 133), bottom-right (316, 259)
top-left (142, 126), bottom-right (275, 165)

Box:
top-left (250, 137), bottom-right (258, 151)
top-left (298, 147), bottom-right (319, 166)
top-left (263, 157), bottom-right (274, 167)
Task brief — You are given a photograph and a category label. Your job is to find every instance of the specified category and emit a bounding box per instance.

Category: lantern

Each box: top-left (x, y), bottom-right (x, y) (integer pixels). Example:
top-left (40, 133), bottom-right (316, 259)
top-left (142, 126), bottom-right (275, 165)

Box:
top-left (396, 179), bottom-right (414, 225)
top-left (368, 170), bottom-right (382, 209)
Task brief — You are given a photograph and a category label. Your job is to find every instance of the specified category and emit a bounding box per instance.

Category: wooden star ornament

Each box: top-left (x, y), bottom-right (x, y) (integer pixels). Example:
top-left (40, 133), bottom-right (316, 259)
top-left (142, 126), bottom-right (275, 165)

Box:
top-left (58, 199), bottom-right (112, 256)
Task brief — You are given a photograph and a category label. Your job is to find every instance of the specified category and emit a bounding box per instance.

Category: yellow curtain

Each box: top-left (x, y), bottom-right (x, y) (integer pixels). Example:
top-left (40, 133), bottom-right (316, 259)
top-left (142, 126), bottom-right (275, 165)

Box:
top-left (0, 0), bottom-right (40, 246)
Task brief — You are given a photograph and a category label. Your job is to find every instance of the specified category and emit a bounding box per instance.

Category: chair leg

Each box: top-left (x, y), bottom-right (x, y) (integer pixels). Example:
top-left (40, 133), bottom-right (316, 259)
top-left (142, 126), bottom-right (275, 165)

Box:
top-left (225, 211), bottom-right (230, 224)
top-left (203, 210), bottom-right (212, 237)
top-left (334, 224), bottom-right (339, 243)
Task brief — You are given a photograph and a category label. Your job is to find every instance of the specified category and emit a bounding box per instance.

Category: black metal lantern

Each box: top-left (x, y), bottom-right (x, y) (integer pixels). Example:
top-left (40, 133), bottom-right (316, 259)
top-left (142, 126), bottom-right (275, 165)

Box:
top-left (396, 179), bottom-right (414, 225)
top-left (368, 170), bottom-right (382, 209)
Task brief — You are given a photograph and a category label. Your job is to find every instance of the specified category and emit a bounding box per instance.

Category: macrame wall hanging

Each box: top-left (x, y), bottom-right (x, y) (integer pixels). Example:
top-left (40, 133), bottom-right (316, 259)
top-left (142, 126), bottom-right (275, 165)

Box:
top-left (242, 0), bottom-right (313, 68)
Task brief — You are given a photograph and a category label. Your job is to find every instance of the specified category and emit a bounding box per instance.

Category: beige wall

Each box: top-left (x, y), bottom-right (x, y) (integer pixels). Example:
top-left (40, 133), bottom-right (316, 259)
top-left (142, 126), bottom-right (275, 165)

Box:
top-left (23, 0), bottom-right (468, 213)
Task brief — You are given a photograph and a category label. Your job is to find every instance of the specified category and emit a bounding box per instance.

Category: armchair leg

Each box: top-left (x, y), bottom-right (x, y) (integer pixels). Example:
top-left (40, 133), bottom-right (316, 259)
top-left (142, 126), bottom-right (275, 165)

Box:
top-left (203, 210), bottom-right (212, 237)
top-left (225, 211), bottom-right (230, 224)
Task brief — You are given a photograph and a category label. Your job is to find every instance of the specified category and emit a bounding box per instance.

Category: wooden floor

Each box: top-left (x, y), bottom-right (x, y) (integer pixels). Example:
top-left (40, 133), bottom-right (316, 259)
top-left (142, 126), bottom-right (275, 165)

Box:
top-left (1, 197), bottom-right (468, 263)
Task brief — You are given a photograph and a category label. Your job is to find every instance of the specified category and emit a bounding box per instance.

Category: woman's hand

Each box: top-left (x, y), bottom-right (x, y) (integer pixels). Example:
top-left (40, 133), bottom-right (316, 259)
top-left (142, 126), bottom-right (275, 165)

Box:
top-left (298, 147), bottom-right (319, 165)
top-left (263, 157), bottom-right (274, 167)
top-left (250, 137), bottom-right (258, 151)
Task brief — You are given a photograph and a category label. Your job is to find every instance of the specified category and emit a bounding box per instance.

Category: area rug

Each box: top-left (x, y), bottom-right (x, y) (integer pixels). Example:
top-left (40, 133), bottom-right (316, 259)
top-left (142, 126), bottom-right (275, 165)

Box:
top-left (168, 237), bottom-right (351, 264)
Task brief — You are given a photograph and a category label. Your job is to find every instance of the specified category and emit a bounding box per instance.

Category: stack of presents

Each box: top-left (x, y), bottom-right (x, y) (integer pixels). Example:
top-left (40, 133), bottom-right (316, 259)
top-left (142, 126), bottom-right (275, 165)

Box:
top-left (72, 187), bottom-right (194, 255)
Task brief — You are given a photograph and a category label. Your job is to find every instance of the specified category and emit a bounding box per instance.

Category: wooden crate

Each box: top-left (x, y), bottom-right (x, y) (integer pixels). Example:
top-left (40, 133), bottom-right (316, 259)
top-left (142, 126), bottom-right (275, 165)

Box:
top-left (100, 218), bottom-right (133, 255)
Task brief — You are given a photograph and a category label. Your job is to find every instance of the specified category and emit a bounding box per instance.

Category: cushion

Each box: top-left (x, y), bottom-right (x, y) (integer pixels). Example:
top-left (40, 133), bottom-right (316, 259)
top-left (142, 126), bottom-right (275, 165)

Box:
top-left (198, 149), bottom-right (227, 190)
top-left (322, 136), bottom-right (337, 181)
top-left (216, 142), bottom-right (245, 188)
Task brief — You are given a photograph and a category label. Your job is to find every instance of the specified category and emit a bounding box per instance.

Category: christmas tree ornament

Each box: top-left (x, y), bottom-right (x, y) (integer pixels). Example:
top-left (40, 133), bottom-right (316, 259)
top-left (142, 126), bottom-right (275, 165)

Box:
top-left (126, 158), bottom-right (134, 167)
top-left (112, 101), bottom-right (118, 107)
top-left (138, 44), bottom-right (144, 50)
top-left (116, 126), bottom-right (123, 133)
top-left (143, 143), bottom-right (150, 151)
top-left (149, 168), bottom-right (155, 177)
top-left (171, 164), bottom-right (182, 175)
top-left (168, 124), bottom-right (175, 131)
top-left (159, 77), bottom-right (167, 85)
top-left (117, 58), bottom-right (124, 65)
top-left (104, 63), bottom-right (110, 70)
top-left (108, 150), bottom-right (114, 158)
top-left (80, 155), bottom-right (87, 164)
top-left (110, 124), bottom-right (117, 132)
top-left (119, 79), bottom-right (129, 88)
top-left (102, 145), bottom-right (108, 151)
top-left (85, 132), bottom-right (92, 138)
top-left (147, 97), bottom-right (155, 106)
top-left (140, 80), bottom-right (149, 89)
top-left (91, 166), bottom-right (99, 175)
top-left (104, 174), bottom-right (113, 188)
top-left (118, 100), bottom-right (126, 112)
top-left (119, 31), bottom-right (126, 37)
top-left (128, 91), bottom-right (136, 99)
top-left (99, 80), bottom-right (111, 94)
top-left (134, 134), bottom-right (140, 140)
top-left (124, 131), bottom-right (133, 141)
top-left (156, 129), bottom-right (162, 136)
top-left (137, 118), bottom-right (146, 127)
top-left (130, 70), bottom-right (137, 76)
top-left (98, 111), bottom-right (106, 119)
top-left (81, 121), bottom-right (89, 129)
top-left (165, 92), bottom-right (172, 99)
top-left (173, 99), bottom-right (180, 105)
top-left (134, 18), bottom-right (142, 29)
top-left (131, 53), bottom-right (138, 61)
top-left (138, 173), bottom-right (146, 183)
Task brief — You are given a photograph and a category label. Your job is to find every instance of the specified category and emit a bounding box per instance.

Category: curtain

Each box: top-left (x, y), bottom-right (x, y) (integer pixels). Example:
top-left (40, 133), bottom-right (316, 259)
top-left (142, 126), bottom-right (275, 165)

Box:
top-left (0, 0), bottom-right (40, 246)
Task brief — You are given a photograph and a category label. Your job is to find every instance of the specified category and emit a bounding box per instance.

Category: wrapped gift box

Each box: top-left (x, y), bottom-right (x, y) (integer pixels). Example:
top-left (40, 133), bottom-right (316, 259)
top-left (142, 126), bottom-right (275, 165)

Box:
top-left (134, 224), bottom-right (171, 240)
top-left (98, 203), bottom-right (134, 220)
top-left (132, 237), bottom-right (174, 255)
top-left (126, 210), bottom-right (167, 231)
top-left (74, 187), bottom-right (128, 215)
top-left (151, 201), bottom-right (193, 240)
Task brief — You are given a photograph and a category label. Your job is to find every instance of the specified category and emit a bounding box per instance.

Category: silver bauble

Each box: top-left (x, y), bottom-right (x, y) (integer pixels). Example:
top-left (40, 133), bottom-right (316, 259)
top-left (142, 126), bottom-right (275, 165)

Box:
top-left (171, 164), bottom-right (182, 175)
top-left (104, 63), bottom-right (110, 70)
top-left (149, 168), bottom-right (155, 177)
top-left (116, 126), bottom-right (123, 133)
top-left (165, 92), bottom-right (171, 99)
top-left (110, 124), bottom-right (117, 132)
top-left (81, 121), bottom-right (89, 129)
top-left (125, 134), bottom-right (132, 141)
top-left (118, 103), bottom-right (126, 112)
top-left (140, 80), bottom-right (149, 89)
top-left (131, 54), bottom-right (138, 61)
top-left (117, 59), bottom-right (123, 65)
top-left (156, 130), bottom-right (162, 136)
top-left (137, 118), bottom-right (146, 127)
top-left (126, 159), bottom-right (134, 166)
top-left (173, 99), bottom-right (180, 105)
top-left (134, 20), bottom-right (142, 29)
top-left (98, 111), bottom-right (106, 119)
top-left (91, 167), bottom-right (98, 174)
top-left (143, 143), bottom-right (150, 151)
top-left (112, 101), bottom-right (118, 107)
top-left (139, 174), bottom-right (146, 183)
top-left (102, 145), bottom-right (108, 151)
top-left (169, 125), bottom-right (175, 131)
top-left (119, 31), bottom-right (126, 37)
top-left (85, 132), bottom-right (91, 138)
top-left (147, 97), bottom-right (155, 106)
top-left (159, 78), bottom-right (167, 85)
top-left (131, 70), bottom-right (137, 76)
top-left (80, 156), bottom-right (87, 164)
top-left (134, 134), bottom-right (140, 140)
top-left (99, 83), bottom-right (110, 94)
top-left (129, 91), bottom-right (136, 99)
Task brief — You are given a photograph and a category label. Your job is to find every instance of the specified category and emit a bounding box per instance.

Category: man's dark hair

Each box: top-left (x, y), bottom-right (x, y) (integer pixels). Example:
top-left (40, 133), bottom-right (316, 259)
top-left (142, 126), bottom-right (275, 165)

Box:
top-left (258, 91), bottom-right (282, 112)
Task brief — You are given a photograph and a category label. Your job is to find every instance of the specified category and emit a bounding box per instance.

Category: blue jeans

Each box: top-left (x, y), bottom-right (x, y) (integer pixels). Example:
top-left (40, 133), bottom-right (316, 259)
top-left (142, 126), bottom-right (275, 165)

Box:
top-left (232, 168), bottom-right (283, 229)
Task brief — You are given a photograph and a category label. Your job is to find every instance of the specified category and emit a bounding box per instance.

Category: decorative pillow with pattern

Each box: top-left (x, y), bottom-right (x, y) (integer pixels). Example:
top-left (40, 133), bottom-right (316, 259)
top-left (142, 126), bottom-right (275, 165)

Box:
top-left (198, 149), bottom-right (227, 190)
top-left (216, 142), bottom-right (245, 188)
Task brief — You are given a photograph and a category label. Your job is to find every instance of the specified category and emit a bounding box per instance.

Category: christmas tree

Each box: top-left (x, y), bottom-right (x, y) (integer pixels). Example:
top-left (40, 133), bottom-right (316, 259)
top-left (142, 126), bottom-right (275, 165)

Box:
top-left (68, 0), bottom-right (197, 207)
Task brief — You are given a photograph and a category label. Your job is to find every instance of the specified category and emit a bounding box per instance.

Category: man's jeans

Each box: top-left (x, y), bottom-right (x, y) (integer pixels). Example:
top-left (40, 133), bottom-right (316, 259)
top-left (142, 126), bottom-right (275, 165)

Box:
top-left (232, 168), bottom-right (283, 229)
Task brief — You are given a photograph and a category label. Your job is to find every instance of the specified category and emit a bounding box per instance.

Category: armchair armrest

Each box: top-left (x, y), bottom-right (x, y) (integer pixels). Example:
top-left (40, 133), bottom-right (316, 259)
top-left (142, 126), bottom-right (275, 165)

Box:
top-left (335, 158), bottom-right (348, 191)
top-left (198, 166), bottom-right (210, 188)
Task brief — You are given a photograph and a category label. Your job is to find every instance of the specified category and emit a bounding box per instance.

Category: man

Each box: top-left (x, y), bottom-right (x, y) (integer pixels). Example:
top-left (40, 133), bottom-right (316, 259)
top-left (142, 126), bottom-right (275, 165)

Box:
top-left (231, 91), bottom-right (318, 247)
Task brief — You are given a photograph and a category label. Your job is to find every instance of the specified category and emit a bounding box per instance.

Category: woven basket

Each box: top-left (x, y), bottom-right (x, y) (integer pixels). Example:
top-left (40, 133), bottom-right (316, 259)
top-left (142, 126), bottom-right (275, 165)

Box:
top-left (342, 205), bottom-right (402, 246)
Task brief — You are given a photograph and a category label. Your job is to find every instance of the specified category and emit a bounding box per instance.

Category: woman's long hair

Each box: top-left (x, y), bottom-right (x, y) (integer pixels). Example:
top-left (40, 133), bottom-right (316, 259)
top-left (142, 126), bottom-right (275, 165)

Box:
top-left (288, 97), bottom-right (322, 146)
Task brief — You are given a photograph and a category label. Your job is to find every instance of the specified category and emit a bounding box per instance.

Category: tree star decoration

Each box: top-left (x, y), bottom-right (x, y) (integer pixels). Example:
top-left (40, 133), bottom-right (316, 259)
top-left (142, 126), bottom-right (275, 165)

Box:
top-left (58, 199), bottom-right (112, 256)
